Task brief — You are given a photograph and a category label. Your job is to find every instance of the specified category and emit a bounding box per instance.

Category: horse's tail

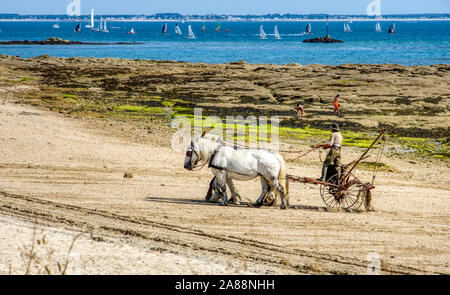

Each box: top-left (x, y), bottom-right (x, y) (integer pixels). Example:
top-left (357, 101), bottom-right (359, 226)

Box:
top-left (275, 153), bottom-right (289, 200)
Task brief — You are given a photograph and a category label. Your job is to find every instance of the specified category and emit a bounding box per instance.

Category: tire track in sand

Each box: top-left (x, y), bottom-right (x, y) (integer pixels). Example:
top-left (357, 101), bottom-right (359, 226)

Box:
top-left (0, 191), bottom-right (437, 275)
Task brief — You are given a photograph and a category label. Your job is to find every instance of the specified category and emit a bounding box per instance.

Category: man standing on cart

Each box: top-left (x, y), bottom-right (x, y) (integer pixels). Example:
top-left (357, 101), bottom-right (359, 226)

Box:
top-left (316, 123), bottom-right (342, 182)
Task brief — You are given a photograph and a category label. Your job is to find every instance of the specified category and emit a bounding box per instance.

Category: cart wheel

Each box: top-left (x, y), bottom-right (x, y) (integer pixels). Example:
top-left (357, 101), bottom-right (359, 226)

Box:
top-left (320, 173), bottom-right (365, 210)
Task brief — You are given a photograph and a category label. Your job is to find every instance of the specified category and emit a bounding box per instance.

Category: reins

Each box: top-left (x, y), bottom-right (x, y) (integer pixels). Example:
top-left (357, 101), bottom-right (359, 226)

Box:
top-left (289, 147), bottom-right (317, 162)
top-left (221, 139), bottom-right (318, 161)
top-left (189, 136), bottom-right (322, 170)
top-left (190, 160), bottom-right (209, 171)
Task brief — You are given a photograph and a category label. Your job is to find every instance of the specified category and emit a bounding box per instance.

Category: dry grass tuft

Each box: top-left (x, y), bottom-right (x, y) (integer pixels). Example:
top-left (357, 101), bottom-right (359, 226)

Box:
top-left (16, 220), bottom-right (82, 275)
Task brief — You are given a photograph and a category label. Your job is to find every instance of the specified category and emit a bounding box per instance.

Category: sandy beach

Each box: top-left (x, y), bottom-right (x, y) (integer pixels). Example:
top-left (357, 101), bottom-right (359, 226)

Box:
top-left (0, 56), bottom-right (448, 274)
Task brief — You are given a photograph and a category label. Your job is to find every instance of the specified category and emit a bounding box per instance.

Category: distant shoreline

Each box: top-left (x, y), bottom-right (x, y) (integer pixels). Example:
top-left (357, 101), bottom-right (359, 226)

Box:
top-left (1, 18), bottom-right (450, 22)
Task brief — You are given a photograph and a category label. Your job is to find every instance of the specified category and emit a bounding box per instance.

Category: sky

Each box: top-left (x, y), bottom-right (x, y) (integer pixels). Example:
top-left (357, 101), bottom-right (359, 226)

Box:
top-left (0, 0), bottom-right (449, 15)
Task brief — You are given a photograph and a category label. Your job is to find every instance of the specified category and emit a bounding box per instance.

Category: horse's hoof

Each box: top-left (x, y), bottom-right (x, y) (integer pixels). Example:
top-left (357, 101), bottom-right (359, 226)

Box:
top-left (219, 201), bottom-right (228, 206)
top-left (230, 197), bottom-right (241, 205)
top-left (280, 204), bottom-right (288, 210)
top-left (253, 202), bottom-right (261, 208)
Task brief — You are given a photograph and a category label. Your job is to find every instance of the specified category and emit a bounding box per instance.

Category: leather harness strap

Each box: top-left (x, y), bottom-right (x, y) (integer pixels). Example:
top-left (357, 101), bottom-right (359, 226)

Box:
top-left (208, 149), bottom-right (226, 171)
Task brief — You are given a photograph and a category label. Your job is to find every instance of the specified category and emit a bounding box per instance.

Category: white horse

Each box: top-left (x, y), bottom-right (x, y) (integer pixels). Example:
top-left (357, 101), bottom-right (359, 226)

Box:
top-left (184, 133), bottom-right (289, 209)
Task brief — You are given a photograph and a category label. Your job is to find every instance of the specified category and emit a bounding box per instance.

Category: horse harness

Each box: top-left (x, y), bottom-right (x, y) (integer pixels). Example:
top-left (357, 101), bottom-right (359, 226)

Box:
top-left (208, 148), bottom-right (226, 171)
top-left (208, 146), bottom-right (259, 177)
top-left (188, 141), bottom-right (260, 177)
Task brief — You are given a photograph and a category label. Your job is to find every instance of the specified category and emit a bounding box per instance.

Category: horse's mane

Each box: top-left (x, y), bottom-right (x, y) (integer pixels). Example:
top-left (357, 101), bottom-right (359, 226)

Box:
top-left (193, 133), bottom-right (223, 162)
top-left (200, 133), bottom-right (223, 144)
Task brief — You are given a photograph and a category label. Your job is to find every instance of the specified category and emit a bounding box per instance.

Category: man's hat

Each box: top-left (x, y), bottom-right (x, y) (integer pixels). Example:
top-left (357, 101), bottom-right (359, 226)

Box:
top-left (337, 93), bottom-right (341, 97)
top-left (331, 123), bottom-right (340, 131)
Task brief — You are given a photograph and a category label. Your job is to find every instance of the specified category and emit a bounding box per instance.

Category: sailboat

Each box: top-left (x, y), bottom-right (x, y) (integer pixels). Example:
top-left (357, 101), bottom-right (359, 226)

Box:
top-left (162, 23), bottom-right (168, 34)
top-left (344, 23), bottom-right (352, 32)
top-left (91, 17), bottom-right (99, 32)
top-left (127, 28), bottom-right (136, 35)
top-left (187, 25), bottom-right (196, 39)
top-left (303, 23), bottom-right (312, 35)
top-left (97, 17), bottom-right (103, 32)
top-left (74, 23), bottom-right (82, 33)
top-left (175, 24), bottom-right (182, 35)
top-left (259, 25), bottom-right (267, 39)
top-left (388, 22), bottom-right (395, 34)
top-left (101, 19), bottom-right (109, 33)
top-left (53, 24), bottom-right (60, 29)
top-left (376, 22), bottom-right (382, 32)
top-left (274, 25), bottom-right (281, 39)
top-left (86, 9), bottom-right (94, 28)
top-left (215, 23), bottom-right (221, 32)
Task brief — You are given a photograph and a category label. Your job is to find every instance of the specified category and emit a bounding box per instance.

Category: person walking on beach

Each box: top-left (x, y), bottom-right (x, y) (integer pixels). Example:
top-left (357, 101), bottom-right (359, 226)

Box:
top-left (333, 94), bottom-right (341, 117)
top-left (296, 103), bottom-right (304, 119)
top-left (316, 123), bottom-right (342, 182)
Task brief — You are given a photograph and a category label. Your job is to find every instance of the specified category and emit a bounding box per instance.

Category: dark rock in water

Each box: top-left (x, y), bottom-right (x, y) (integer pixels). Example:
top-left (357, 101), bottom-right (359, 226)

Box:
top-left (0, 38), bottom-right (141, 45)
top-left (229, 60), bottom-right (248, 65)
top-left (303, 36), bottom-right (344, 43)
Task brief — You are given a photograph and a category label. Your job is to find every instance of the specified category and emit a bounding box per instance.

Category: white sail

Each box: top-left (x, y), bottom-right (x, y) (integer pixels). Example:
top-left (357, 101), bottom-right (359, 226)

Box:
top-left (175, 25), bottom-right (182, 35)
top-left (260, 25), bottom-right (267, 39)
top-left (188, 25), bottom-right (196, 39)
top-left (99, 17), bottom-right (103, 30)
top-left (376, 23), bottom-right (382, 32)
top-left (102, 19), bottom-right (109, 32)
top-left (344, 23), bottom-right (352, 32)
top-left (274, 25), bottom-right (281, 39)
top-left (86, 9), bottom-right (94, 28)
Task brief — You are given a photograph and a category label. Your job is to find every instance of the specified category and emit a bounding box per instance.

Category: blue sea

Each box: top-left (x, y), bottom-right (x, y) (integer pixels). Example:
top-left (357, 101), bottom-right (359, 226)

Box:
top-left (0, 21), bottom-right (449, 65)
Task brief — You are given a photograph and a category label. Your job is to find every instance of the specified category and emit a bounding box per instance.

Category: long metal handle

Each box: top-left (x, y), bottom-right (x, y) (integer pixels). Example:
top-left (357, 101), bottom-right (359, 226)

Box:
top-left (345, 130), bottom-right (386, 178)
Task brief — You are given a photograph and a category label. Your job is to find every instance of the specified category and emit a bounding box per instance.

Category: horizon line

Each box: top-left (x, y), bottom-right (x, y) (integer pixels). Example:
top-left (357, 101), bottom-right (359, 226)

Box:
top-left (1, 12), bottom-right (449, 16)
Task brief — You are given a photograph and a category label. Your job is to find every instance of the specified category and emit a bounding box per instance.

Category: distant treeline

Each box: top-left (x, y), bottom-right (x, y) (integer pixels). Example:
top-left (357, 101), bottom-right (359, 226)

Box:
top-left (1, 13), bottom-right (449, 20)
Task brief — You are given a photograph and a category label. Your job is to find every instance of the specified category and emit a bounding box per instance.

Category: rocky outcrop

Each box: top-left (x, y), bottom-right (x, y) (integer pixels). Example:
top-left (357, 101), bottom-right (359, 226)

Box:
top-left (303, 36), bottom-right (344, 43)
top-left (0, 55), bottom-right (448, 139)
top-left (0, 37), bottom-right (139, 45)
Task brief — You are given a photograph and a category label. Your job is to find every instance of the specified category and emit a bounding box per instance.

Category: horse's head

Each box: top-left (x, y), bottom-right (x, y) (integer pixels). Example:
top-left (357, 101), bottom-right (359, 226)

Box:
top-left (184, 139), bottom-right (200, 170)
top-left (184, 132), bottom-right (223, 170)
